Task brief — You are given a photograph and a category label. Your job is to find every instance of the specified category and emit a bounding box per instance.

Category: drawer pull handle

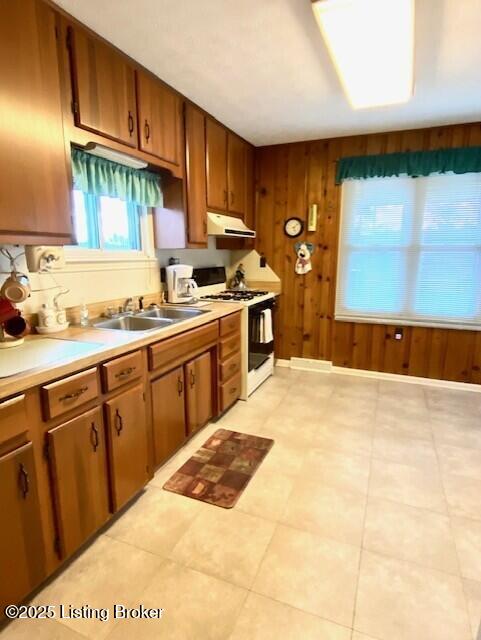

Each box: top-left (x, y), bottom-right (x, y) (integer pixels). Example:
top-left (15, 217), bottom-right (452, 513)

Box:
top-left (114, 409), bottom-right (123, 436)
top-left (144, 119), bottom-right (150, 142)
top-left (18, 464), bottom-right (29, 499)
top-left (90, 422), bottom-right (99, 452)
top-left (229, 363), bottom-right (236, 370)
top-left (229, 387), bottom-right (237, 394)
top-left (115, 366), bottom-right (136, 379)
top-left (189, 370), bottom-right (196, 388)
top-left (59, 386), bottom-right (88, 402)
top-left (177, 377), bottom-right (183, 396)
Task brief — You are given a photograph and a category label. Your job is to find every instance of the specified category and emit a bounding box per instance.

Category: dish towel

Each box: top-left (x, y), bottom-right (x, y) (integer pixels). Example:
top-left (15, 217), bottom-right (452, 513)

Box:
top-left (261, 309), bottom-right (273, 343)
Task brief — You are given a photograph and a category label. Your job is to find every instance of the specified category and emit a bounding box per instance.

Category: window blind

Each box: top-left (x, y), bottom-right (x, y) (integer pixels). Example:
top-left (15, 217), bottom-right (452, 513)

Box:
top-left (336, 172), bottom-right (481, 330)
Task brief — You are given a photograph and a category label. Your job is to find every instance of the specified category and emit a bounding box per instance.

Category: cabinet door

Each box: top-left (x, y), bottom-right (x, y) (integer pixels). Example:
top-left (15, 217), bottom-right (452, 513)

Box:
top-left (0, 0), bottom-right (71, 242)
top-left (0, 443), bottom-right (46, 611)
top-left (137, 71), bottom-right (182, 165)
top-left (105, 385), bottom-right (149, 511)
top-left (227, 133), bottom-right (246, 217)
top-left (244, 144), bottom-right (256, 238)
top-left (151, 367), bottom-right (186, 467)
top-left (185, 104), bottom-right (208, 246)
top-left (206, 119), bottom-right (228, 211)
top-left (68, 26), bottom-right (137, 147)
top-left (47, 407), bottom-right (109, 558)
top-left (185, 352), bottom-right (213, 435)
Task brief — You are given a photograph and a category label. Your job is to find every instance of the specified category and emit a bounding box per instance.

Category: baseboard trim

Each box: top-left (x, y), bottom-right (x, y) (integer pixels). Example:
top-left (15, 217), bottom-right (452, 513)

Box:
top-left (276, 357), bottom-right (481, 393)
top-left (290, 357), bottom-right (332, 373)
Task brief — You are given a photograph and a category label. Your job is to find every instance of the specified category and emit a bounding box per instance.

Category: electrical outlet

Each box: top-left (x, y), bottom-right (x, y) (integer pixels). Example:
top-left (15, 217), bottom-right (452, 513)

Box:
top-left (394, 327), bottom-right (404, 340)
top-left (260, 256), bottom-right (267, 268)
top-left (25, 246), bottom-right (65, 273)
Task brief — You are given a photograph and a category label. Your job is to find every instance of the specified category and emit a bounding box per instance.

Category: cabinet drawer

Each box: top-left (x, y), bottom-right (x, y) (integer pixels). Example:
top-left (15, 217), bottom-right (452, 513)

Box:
top-left (149, 322), bottom-right (218, 372)
top-left (42, 368), bottom-right (99, 420)
top-left (219, 351), bottom-right (241, 383)
top-left (102, 350), bottom-right (142, 392)
top-left (219, 373), bottom-right (241, 412)
top-left (0, 394), bottom-right (27, 445)
top-left (219, 312), bottom-right (241, 337)
top-left (219, 332), bottom-right (241, 361)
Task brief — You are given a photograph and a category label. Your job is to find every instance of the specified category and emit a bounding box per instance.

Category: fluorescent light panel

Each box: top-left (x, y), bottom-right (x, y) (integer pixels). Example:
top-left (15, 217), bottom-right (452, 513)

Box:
top-left (84, 143), bottom-right (148, 169)
top-left (312, 0), bottom-right (414, 109)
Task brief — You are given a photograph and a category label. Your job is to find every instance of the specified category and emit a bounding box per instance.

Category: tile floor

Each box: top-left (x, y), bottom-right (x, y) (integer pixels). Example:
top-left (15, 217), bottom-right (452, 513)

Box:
top-left (2, 368), bottom-right (481, 640)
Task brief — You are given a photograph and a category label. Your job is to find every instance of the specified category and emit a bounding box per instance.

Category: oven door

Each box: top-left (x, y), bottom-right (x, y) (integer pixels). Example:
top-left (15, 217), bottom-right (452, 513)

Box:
top-left (248, 299), bottom-right (275, 372)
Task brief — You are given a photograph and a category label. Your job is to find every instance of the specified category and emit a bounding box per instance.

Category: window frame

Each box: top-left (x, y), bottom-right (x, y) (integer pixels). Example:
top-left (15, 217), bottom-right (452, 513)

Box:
top-left (65, 191), bottom-right (156, 265)
top-left (335, 172), bottom-right (481, 331)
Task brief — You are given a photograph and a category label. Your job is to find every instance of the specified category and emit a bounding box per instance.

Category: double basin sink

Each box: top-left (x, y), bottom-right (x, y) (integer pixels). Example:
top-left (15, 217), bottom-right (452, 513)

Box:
top-left (94, 307), bottom-right (210, 332)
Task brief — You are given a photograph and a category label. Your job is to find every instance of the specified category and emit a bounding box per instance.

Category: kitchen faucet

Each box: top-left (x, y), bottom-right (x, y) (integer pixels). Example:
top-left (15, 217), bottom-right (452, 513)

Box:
top-left (123, 297), bottom-right (135, 313)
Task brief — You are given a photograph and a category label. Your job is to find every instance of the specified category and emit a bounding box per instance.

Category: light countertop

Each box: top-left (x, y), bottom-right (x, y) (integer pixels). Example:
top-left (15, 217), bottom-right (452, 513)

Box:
top-left (0, 302), bottom-right (242, 400)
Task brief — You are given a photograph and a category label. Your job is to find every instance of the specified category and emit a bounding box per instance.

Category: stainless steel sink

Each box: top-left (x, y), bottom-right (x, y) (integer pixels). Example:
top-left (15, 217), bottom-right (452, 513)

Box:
top-left (139, 307), bottom-right (210, 320)
top-left (94, 316), bottom-right (174, 332)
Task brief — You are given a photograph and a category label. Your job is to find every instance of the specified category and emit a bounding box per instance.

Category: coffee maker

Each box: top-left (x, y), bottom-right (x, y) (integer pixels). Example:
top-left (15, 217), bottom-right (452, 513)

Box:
top-left (165, 264), bottom-right (198, 304)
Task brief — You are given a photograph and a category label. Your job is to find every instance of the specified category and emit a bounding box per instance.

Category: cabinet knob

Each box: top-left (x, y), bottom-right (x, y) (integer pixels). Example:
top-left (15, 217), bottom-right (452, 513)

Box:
top-left (18, 463), bottom-right (29, 499)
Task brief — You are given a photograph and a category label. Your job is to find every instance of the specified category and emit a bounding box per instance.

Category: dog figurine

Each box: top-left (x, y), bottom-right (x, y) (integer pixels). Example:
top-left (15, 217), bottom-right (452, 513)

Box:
top-left (294, 242), bottom-right (314, 275)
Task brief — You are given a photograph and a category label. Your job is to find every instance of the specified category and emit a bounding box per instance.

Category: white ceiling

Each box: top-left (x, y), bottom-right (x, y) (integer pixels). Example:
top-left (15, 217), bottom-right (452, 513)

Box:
top-left (53, 0), bottom-right (481, 146)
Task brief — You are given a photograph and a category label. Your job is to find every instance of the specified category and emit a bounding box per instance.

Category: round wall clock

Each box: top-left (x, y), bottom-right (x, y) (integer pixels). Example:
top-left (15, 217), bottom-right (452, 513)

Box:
top-left (284, 217), bottom-right (304, 238)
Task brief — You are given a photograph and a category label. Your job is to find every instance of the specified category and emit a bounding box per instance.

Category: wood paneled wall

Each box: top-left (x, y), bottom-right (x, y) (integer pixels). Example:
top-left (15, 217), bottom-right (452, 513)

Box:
top-left (255, 122), bottom-right (481, 383)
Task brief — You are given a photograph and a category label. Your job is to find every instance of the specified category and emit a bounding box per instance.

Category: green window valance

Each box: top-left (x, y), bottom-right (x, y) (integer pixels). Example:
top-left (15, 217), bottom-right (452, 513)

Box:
top-left (72, 148), bottom-right (162, 207)
top-left (335, 146), bottom-right (481, 184)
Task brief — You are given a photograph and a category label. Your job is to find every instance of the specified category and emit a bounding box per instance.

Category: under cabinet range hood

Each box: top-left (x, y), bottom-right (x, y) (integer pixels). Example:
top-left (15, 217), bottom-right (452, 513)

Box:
top-left (207, 212), bottom-right (256, 238)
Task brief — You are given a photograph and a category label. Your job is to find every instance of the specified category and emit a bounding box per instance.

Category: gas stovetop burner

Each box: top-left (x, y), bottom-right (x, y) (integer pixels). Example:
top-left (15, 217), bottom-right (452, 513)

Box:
top-left (200, 289), bottom-right (269, 302)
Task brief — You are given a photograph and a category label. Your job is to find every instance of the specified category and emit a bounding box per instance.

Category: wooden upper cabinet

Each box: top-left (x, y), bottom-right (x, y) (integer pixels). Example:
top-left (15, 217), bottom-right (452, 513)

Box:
top-left (227, 133), bottom-right (246, 216)
top-left (244, 144), bottom-right (255, 233)
top-left (47, 407), bottom-right (109, 558)
top-left (0, 443), bottom-right (46, 612)
top-left (185, 104), bottom-right (208, 245)
top-left (68, 26), bottom-right (137, 147)
top-left (136, 71), bottom-right (182, 166)
top-left (0, 0), bottom-right (71, 244)
top-left (185, 352), bottom-right (213, 436)
top-left (206, 119), bottom-right (228, 211)
top-left (151, 366), bottom-right (187, 467)
top-left (105, 385), bottom-right (149, 511)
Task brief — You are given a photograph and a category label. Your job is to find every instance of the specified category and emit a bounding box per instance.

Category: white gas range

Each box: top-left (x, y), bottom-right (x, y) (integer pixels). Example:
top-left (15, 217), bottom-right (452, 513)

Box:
top-left (191, 268), bottom-right (276, 400)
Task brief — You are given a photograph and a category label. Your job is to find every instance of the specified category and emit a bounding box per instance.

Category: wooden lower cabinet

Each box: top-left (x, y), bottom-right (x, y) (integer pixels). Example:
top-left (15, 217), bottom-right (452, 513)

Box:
top-left (185, 352), bottom-right (213, 435)
top-left (0, 443), bottom-right (46, 613)
top-left (151, 366), bottom-right (187, 467)
top-left (47, 407), bottom-right (110, 558)
top-left (105, 384), bottom-right (149, 511)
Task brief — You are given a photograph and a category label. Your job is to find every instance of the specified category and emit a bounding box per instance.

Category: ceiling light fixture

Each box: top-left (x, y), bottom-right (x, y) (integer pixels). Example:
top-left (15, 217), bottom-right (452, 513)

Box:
top-left (311, 0), bottom-right (415, 109)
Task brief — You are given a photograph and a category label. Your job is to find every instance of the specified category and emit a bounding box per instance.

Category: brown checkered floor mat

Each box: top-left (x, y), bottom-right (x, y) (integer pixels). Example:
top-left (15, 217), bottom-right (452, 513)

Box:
top-left (163, 428), bottom-right (274, 508)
